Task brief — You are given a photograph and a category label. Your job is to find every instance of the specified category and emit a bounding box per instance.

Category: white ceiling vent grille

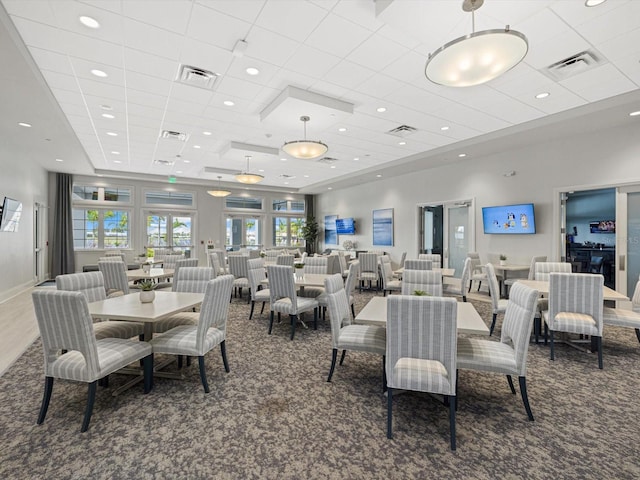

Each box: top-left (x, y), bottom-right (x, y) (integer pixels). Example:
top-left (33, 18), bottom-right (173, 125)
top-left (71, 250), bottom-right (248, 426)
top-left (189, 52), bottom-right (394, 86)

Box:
top-left (176, 64), bottom-right (218, 90)
top-left (278, 174), bottom-right (296, 179)
top-left (153, 159), bottom-right (175, 166)
top-left (543, 50), bottom-right (604, 81)
top-left (316, 157), bottom-right (339, 165)
top-left (387, 125), bottom-right (417, 138)
top-left (160, 130), bottom-right (189, 142)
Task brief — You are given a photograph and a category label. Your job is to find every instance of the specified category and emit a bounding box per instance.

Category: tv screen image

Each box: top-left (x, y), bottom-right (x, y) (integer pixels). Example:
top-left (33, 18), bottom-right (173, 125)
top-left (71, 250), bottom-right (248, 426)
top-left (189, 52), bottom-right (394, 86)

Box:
top-left (590, 220), bottom-right (615, 234)
top-left (336, 217), bottom-right (355, 235)
top-left (482, 203), bottom-right (536, 234)
top-left (0, 197), bottom-right (23, 232)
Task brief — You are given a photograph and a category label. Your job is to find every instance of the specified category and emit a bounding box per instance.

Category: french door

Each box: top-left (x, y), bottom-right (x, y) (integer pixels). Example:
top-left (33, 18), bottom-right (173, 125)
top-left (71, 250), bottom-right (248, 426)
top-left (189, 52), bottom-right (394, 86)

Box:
top-left (225, 215), bottom-right (263, 251)
top-left (145, 212), bottom-right (194, 250)
top-left (616, 186), bottom-right (640, 297)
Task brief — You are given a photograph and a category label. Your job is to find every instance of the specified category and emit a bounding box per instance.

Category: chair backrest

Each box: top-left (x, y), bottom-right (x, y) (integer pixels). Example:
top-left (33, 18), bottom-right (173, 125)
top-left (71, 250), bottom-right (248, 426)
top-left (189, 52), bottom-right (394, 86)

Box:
top-left (404, 259), bottom-right (432, 271)
top-left (247, 257), bottom-right (264, 270)
top-left (248, 266), bottom-right (268, 300)
top-left (337, 251), bottom-right (348, 272)
top-left (500, 282), bottom-right (539, 376)
top-left (32, 289), bottom-right (100, 378)
top-left (549, 272), bottom-right (604, 335)
top-left (459, 257), bottom-right (472, 293)
top-left (212, 249), bottom-right (226, 272)
top-left (208, 252), bottom-right (222, 277)
top-left (265, 250), bottom-right (281, 259)
top-left (196, 275), bottom-right (234, 346)
top-left (304, 256), bottom-right (328, 274)
top-left (267, 265), bottom-right (300, 311)
top-left (152, 248), bottom-right (172, 262)
top-left (325, 274), bottom-right (351, 348)
top-left (98, 260), bottom-right (129, 295)
top-left (467, 252), bottom-right (480, 260)
top-left (528, 255), bottom-right (548, 280)
top-left (534, 262), bottom-right (571, 281)
top-left (104, 251), bottom-right (126, 262)
top-left (379, 255), bottom-right (394, 283)
top-left (99, 255), bottom-right (125, 263)
top-left (172, 258), bottom-right (198, 291)
top-left (485, 263), bottom-right (502, 312)
top-left (344, 260), bottom-right (360, 300)
top-left (401, 269), bottom-right (442, 296)
top-left (277, 254), bottom-right (295, 267)
top-left (386, 295), bottom-right (457, 395)
top-left (163, 254), bottom-right (185, 269)
top-left (419, 253), bottom-right (441, 267)
top-left (631, 280), bottom-right (640, 313)
top-left (399, 252), bottom-right (407, 268)
top-left (56, 271), bottom-right (106, 302)
top-left (173, 267), bottom-right (215, 293)
top-left (228, 255), bottom-right (249, 279)
top-left (359, 252), bottom-right (378, 274)
top-left (248, 249), bottom-right (260, 259)
top-left (300, 252), bottom-right (308, 263)
top-left (590, 256), bottom-right (604, 274)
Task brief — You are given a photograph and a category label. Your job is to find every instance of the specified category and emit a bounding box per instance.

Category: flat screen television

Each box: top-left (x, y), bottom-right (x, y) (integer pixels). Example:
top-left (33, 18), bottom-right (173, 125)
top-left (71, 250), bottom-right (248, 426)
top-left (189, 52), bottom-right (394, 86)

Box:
top-left (482, 203), bottom-right (536, 234)
top-left (335, 217), bottom-right (355, 235)
top-left (590, 220), bottom-right (615, 234)
top-left (0, 197), bottom-right (23, 232)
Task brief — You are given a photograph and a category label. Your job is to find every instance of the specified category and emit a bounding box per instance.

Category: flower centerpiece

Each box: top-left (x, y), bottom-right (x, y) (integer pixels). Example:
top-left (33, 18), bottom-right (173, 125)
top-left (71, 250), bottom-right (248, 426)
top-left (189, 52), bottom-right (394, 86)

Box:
top-left (342, 239), bottom-right (356, 250)
top-left (139, 280), bottom-right (156, 303)
top-left (499, 254), bottom-right (507, 266)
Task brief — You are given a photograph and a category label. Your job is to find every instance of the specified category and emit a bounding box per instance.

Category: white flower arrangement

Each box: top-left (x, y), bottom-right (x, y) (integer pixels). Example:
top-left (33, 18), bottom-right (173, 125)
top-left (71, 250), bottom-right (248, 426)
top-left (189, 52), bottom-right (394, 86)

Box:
top-left (342, 240), bottom-right (356, 250)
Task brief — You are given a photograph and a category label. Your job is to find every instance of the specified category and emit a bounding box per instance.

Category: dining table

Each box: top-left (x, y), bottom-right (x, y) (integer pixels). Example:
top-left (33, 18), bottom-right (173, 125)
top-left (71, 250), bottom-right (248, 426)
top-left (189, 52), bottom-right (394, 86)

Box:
top-left (354, 296), bottom-right (489, 335)
top-left (492, 263), bottom-right (530, 296)
top-left (515, 279), bottom-right (629, 302)
top-left (126, 267), bottom-right (174, 282)
top-left (393, 267), bottom-right (455, 277)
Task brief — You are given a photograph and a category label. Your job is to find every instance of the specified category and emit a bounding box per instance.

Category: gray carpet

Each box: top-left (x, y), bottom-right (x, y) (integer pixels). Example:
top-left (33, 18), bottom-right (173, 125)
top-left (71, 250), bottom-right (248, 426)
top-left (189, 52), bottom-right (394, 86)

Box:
top-left (1, 290), bottom-right (640, 479)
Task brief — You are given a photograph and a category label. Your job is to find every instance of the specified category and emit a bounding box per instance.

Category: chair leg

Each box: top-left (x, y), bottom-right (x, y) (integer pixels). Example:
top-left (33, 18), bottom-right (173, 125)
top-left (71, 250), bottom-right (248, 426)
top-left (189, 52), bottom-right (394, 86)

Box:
top-left (517, 376), bottom-right (535, 421)
top-left (220, 340), bottom-right (230, 373)
top-left (290, 314), bottom-right (297, 340)
top-left (489, 313), bottom-right (497, 336)
top-left (261, 302), bottom-right (266, 315)
top-left (534, 317), bottom-right (541, 344)
top-left (635, 328), bottom-right (640, 344)
top-left (37, 377), bottom-right (54, 425)
top-left (177, 356), bottom-right (183, 369)
top-left (143, 354), bottom-right (153, 393)
top-left (387, 388), bottom-right (393, 439)
top-left (186, 356), bottom-right (192, 367)
top-left (339, 349), bottom-right (347, 365)
top-left (382, 355), bottom-right (387, 393)
top-left (544, 322), bottom-right (548, 346)
top-left (268, 311), bottom-right (274, 334)
top-left (597, 336), bottom-right (603, 369)
top-left (313, 309), bottom-right (318, 330)
top-left (197, 356), bottom-right (210, 393)
top-left (351, 304), bottom-right (356, 320)
top-left (81, 381), bottom-right (98, 433)
top-left (549, 330), bottom-right (555, 360)
top-left (462, 295), bottom-right (467, 303)
top-left (477, 281), bottom-right (482, 292)
top-left (247, 289), bottom-right (251, 304)
top-left (383, 289), bottom-right (387, 297)
top-left (468, 280), bottom-right (473, 293)
top-left (506, 375), bottom-right (516, 394)
top-left (449, 396), bottom-right (456, 451)
top-left (249, 301), bottom-right (255, 320)
top-left (327, 348), bottom-right (337, 382)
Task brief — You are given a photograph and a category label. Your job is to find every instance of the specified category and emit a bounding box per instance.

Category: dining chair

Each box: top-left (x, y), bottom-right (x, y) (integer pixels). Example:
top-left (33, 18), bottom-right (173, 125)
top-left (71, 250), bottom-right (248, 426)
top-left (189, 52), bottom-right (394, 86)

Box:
top-left (443, 257), bottom-right (472, 303)
top-left (276, 254), bottom-right (295, 267)
top-left (55, 272), bottom-right (144, 340)
top-left (267, 265), bottom-right (318, 340)
top-left (301, 256), bottom-right (328, 298)
top-left (379, 255), bottom-right (402, 296)
top-left (208, 251), bottom-right (222, 277)
top-left (533, 262), bottom-right (572, 343)
top-left (155, 257), bottom-right (198, 290)
top-left (457, 282), bottom-right (539, 421)
top-left (324, 274), bottom-right (386, 387)
top-left (98, 259), bottom-right (130, 296)
top-left (542, 272), bottom-right (604, 368)
top-left (337, 251), bottom-right (349, 278)
top-left (603, 280), bottom-right (640, 344)
top-left (503, 255), bottom-right (547, 293)
top-left (398, 252), bottom-right (407, 269)
top-left (401, 269), bottom-right (442, 296)
top-left (150, 275), bottom-right (234, 393)
top-left (467, 252), bottom-right (486, 292)
top-left (162, 253), bottom-right (185, 270)
top-left (418, 253), bottom-right (441, 267)
top-left (344, 260), bottom-right (360, 319)
top-left (247, 258), bottom-right (269, 320)
top-left (486, 263), bottom-right (509, 336)
top-left (386, 295), bottom-right (458, 450)
top-left (212, 248), bottom-right (227, 275)
top-left (104, 251), bottom-right (126, 263)
top-left (32, 289), bottom-right (153, 432)
top-left (358, 252), bottom-right (379, 292)
top-left (228, 255), bottom-right (249, 299)
top-left (403, 259), bottom-right (432, 271)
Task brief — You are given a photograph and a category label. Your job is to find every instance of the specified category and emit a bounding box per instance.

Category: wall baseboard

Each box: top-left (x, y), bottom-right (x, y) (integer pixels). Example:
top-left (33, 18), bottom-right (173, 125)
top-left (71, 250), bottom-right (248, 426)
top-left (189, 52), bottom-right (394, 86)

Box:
top-left (0, 280), bottom-right (36, 304)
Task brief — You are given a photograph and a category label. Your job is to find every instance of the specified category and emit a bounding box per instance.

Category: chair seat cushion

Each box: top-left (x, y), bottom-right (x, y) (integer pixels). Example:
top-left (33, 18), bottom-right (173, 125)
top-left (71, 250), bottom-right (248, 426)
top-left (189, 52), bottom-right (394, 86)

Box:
top-left (495, 299), bottom-right (508, 313)
top-left (47, 338), bottom-right (152, 382)
top-left (93, 320), bottom-right (144, 340)
top-left (457, 337), bottom-right (517, 375)
top-left (359, 273), bottom-right (378, 281)
top-left (154, 312), bottom-right (199, 333)
top-left (385, 280), bottom-right (402, 290)
top-left (151, 325), bottom-right (224, 356)
top-left (254, 288), bottom-right (270, 302)
top-left (272, 296), bottom-right (318, 315)
top-left (233, 278), bottom-right (249, 288)
top-left (603, 307), bottom-right (640, 329)
top-left (338, 325), bottom-right (386, 355)
top-left (106, 289), bottom-right (125, 298)
top-left (390, 357), bottom-right (452, 395)
top-left (299, 286), bottom-right (325, 298)
top-left (543, 311), bottom-right (598, 335)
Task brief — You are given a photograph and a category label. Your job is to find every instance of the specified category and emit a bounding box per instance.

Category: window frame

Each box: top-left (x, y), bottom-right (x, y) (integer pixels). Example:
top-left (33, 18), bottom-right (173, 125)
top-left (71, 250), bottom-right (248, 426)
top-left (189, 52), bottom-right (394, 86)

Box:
top-left (72, 207), bottom-right (132, 251)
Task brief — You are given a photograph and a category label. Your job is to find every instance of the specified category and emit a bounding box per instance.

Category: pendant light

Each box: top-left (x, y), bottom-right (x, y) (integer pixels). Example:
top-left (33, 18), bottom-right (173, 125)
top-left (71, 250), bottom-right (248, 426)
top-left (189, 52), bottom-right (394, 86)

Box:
top-left (235, 156), bottom-right (263, 184)
top-left (207, 176), bottom-right (232, 197)
top-left (282, 116), bottom-right (328, 159)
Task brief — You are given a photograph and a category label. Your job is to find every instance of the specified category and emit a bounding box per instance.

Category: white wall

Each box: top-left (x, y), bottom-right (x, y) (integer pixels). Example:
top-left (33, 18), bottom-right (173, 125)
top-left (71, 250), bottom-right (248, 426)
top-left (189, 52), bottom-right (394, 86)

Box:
top-left (0, 156), bottom-right (48, 302)
top-left (315, 122), bottom-right (640, 268)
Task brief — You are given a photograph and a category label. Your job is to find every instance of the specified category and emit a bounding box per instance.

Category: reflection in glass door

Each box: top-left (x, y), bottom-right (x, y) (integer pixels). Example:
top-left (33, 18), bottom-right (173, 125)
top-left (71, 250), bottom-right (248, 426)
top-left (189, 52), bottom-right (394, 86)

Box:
top-left (446, 204), bottom-right (470, 277)
top-left (225, 216), bottom-right (262, 250)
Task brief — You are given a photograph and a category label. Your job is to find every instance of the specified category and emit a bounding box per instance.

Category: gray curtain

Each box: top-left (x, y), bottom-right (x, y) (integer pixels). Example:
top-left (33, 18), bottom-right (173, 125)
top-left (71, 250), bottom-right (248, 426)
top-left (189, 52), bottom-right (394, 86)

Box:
top-left (50, 173), bottom-right (75, 277)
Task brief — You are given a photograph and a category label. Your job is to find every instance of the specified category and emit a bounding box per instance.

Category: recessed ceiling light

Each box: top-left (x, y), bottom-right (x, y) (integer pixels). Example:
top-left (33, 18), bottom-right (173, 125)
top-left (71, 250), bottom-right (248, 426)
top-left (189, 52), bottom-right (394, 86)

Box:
top-left (183, 159), bottom-right (190, 163)
top-left (203, 131), bottom-right (212, 136)
top-left (440, 126), bottom-right (449, 131)
top-left (328, 187), bottom-right (332, 190)
top-left (376, 174), bottom-right (382, 178)
top-left (193, 145), bottom-right (201, 149)
top-left (353, 157), bottom-right (359, 161)
top-left (284, 182), bottom-right (289, 185)
top-left (304, 175), bottom-right (310, 178)
top-left (458, 153), bottom-right (467, 158)
top-left (338, 127), bottom-right (347, 132)
top-left (111, 151), bottom-right (120, 155)
top-left (535, 92), bottom-right (550, 99)
top-left (585, 0), bottom-right (606, 6)
top-left (223, 100), bottom-right (235, 106)
top-left (330, 165), bottom-right (336, 169)
top-left (630, 110), bottom-right (640, 117)
top-left (55, 158), bottom-right (64, 162)
top-left (258, 169), bottom-right (265, 172)
top-left (18, 122), bottom-right (31, 127)
top-left (113, 160), bottom-right (122, 164)
top-left (176, 170), bottom-right (183, 174)
top-left (377, 107), bottom-right (387, 113)
top-left (79, 16), bottom-right (100, 28)
top-left (106, 132), bottom-right (118, 136)
top-left (100, 104), bottom-right (112, 110)
top-left (91, 69), bottom-right (108, 78)
top-left (101, 113), bottom-right (115, 119)
top-left (246, 67), bottom-right (259, 76)
top-left (280, 158), bottom-right (287, 162)
top-left (398, 141), bottom-right (406, 145)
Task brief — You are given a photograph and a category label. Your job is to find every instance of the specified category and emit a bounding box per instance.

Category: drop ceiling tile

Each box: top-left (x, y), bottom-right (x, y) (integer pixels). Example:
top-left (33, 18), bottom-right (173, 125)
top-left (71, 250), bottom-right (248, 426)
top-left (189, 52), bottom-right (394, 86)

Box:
top-left (307, 81), bottom-right (350, 103)
top-left (255, 0), bottom-right (327, 42)
top-left (381, 50), bottom-right (428, 83)
top-left (560, 63), bottom-right (638, 102)
top-left (347, 34), bottom-right (410, 72)
top-left (123, 17), bottom-right (183, 60)
top-left (178, 38), bottom-right (233, 78)
top-left (123, 49), bottom-right (178, 80)
top-left (266, 68), bottom-right (316, 92)
top-left (284, 45), bottom-right (341, 79)
top-left (224, 57), bottom-right (279, 87)
top-left (244, 26), bottom-right (299, 67)
top-left (305, 13), bottom-right (371, 58)
top-left (525, 29), bottom-right (592, 70)
top-left (322, 60), bottom-right (375, 90)
top-left (40, 70), bottom-right (79, 93)
top-left (77, 77), bottom-right (124, 101)
top-left (196, 0), bottom-right (265, 23)
top-left (28, 47), bottom-right (74, 76)
top-left (3, 0), bottom-right (55, 24)
top-left (126, 88), bottom-right (168, 109)
top-left (126, 71), bottom-right (171, 97)
top-left (215, 75), bottom-right (264, 100)
top-left (186, 3), bottom-right (251, 51)
top-left (332, 0), bottom-right (384, 32)
top-left (356, 73), bottom-right (406, 99)
top-left (169, 82), bottom-right (214, 105)
top-left (597, 27), bottom-right (640, 63)
top-left (69, 56), bottom-right (125, 86)
top-left (575, 0), bottom-right (640, 44)
top-left (165, 97), bottom-right (207, 117)
top-left (122, 0), bottom-right (192, 34)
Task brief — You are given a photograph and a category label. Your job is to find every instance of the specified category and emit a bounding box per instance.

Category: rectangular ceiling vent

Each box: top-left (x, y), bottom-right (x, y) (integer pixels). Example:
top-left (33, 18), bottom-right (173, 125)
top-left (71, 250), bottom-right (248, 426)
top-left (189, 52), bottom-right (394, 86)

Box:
top-left (543, 50), bottom-right (604, 81)
top-left (160, 130), bottom-right (189, 142)
top-left (153, 159), bottom-right (175, 167)
top-left (387, 125), bottom-right (417, 138)
top-left (278, 174), bottom-right (296, 179)
top-left (316, 157), bottom-right (339, 165)
top-left (176, 64), bottom-right (218, 90)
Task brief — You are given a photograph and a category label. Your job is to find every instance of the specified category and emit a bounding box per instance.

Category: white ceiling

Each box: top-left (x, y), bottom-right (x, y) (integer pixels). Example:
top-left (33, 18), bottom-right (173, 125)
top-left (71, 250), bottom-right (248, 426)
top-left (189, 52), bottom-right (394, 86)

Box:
top-left (1, 0), bottom-right (639, 194)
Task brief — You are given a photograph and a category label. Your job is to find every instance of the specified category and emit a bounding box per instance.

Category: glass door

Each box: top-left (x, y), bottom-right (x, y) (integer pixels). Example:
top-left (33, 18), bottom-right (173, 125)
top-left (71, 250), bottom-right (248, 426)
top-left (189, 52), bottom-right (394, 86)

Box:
top-left (225, 215), bottom-right (262, 251)
top-left (446, 204), bottom-right (470, 276)
top-left (145, 212), bottom-right (194, 254)
top-left (420, 206), bottom-right (443, 258)
top-left (617, 186), bottom-right (640, 297)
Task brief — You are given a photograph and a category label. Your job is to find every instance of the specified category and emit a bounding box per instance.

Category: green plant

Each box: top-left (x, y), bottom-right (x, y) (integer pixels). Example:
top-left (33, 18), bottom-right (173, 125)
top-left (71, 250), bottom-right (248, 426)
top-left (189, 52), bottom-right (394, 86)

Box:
top-left (499, 254), bottom-right (507, 261)
top-left (294, 263), bottom-right (304, 269)
top-left (300, 216), bottom-right (319, 255)
top-left (413, 290), bottom-right (429, 296)
top-left (139, 280), bottom-right (154, 291)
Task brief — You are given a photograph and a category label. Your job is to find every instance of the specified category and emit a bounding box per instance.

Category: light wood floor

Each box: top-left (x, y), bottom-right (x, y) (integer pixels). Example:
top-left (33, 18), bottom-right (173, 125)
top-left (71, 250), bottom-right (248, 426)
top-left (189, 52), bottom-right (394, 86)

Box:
top-left (0, 287), bottom-right (42, 376)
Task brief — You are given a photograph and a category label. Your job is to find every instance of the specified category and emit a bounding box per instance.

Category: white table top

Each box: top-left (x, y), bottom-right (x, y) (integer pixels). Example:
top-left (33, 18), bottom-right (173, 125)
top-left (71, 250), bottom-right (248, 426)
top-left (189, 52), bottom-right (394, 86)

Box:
top-left (354, 296), bottom-right (489, 335)
top-left (492, 263), bottom-right (530, 272)
top-left (394, 268), bottom-right (455, 277)
top-left (516, 279), bottom-right (628, 302)
top-left (262, 273), bottom-right (333, 288)
top-left (126, 268), bottom-right (174, 281)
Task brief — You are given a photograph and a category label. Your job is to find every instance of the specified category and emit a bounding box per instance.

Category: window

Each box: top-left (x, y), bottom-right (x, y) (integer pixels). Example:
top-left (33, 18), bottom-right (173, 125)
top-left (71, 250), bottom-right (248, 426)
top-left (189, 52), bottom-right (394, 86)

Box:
top-left (73, 185), bottom-right (131, 203)
top-left (73, 208), bottom-right (130, 249)
top-left (273, 217), bottom-right (305, 247)
top-left (272, 199), bottom-right (304, 213)
top-left (225, 196), bottom-right (263, 210)
top-left (145, 191), bottom-right (193, 206)
top-left (225, 216), bottom-right (262, 250)
top-left (146, 213), bottom-right (194, 247)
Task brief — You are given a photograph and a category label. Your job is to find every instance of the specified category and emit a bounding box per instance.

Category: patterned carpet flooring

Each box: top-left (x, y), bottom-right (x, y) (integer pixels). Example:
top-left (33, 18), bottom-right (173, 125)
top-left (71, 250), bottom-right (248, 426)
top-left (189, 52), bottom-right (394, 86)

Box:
top-left (1, 289), bottom-right (640, 479)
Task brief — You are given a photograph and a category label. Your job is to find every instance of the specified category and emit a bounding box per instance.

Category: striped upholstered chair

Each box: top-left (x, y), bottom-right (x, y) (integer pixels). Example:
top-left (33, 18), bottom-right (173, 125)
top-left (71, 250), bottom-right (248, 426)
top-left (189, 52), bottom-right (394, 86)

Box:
top-left (603, 280), bottom-right (640, 344)
top-left (543, 272), bottom-right (604, 368)
top-left (386, 295), bottom-right (458, 450)
top-left (486, 263), bottom-right (509, 336)
top-left (325, 274), bottom-right (386, 387)
top-left (403, 259), bottom-right (432, 271)
top-left (443, 257), bottom-right (472, 303)
top-left (32, 289), bottom-right (153, 432)
top-left (457, 282), bottom-right (539, 421)
top-left (150, 275), bottom-right (234, 393)
top-left (98, 260), bottom-right (130, 296)
top-left (247, 258), bottom-right (270, 320)
top-left (267, 265), bottom-right (318, 340)
top-left (418, 253), bottom-right (441, 267)
top-left (55, 272), bottom-right (144, 340)
top-left (379, 255), bottom-right (401, 296)
top-left (228, 255), bottom-right (249, 299)
top-left (401, 269), bottom-right (442, 296)
top-left (533, 262), bottom-right (572, 343)
top-left (358, 252), bottom-right (379, 292)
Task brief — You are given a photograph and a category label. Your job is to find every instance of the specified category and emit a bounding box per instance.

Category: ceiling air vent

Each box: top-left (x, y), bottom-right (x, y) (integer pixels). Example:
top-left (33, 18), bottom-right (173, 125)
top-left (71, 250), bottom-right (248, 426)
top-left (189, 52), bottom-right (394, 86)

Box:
top-left (160, 130), bottom-right (189, 142)
top-left (278, 174), bottom-right (296, 179)
top-left (543, 50), bottom-right (604, 81)
top-left (316, 157), bottom-right (339, 165)
top-left (153, 159), bottom-right (175, 167)
top-left (176, 64), bottom-right (218, 90)
top-left (387, 125), bottom-right (417, 138)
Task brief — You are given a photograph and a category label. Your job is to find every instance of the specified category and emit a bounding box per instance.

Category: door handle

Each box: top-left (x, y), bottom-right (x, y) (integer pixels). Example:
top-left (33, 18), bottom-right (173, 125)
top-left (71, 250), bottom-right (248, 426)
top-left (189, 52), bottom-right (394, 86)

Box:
top-left (619, 255), bottom-right (625, 271)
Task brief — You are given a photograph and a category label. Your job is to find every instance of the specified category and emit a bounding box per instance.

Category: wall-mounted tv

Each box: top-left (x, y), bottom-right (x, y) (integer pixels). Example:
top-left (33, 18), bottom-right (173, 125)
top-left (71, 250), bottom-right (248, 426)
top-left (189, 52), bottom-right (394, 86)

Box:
top-left (590, 220), bottom-right (615, 234)
top-left (336, 217), bottom-right (356, 235)
top-left (482, 203), bottom-right (536, 234)
top-left (0, 197), bottom-right (23, 232)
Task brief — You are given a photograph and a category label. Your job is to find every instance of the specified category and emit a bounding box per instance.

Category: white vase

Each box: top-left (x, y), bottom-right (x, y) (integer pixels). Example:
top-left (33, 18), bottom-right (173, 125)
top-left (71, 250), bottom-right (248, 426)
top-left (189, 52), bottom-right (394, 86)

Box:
top-left (295, 270), bottom-right (304, 280)
top-left (140, 290), bottom-right (155, 303)
top-left (500, 260), bottom-right (507, 266)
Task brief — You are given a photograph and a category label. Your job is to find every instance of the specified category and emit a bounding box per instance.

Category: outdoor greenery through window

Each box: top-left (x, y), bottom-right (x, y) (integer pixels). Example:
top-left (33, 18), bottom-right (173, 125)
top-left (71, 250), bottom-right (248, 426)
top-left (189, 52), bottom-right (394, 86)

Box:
top-left (226, 217), bottom-right (261, 250)
top-left (146, 214), bottom-right (193, 247)
top-left (273, 217), bottom-right (304, 247)
top-left (72, 208), bottom-right (129, 249)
